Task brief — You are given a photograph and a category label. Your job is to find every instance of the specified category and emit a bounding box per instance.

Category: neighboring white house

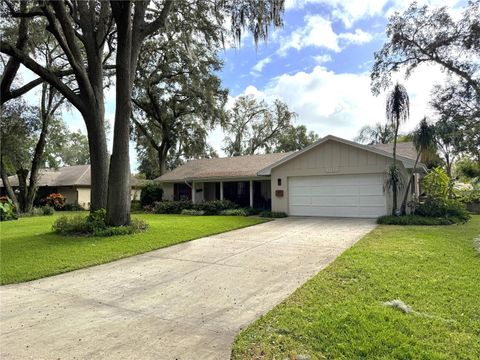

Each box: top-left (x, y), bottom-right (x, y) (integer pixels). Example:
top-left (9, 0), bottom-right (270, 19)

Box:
top-left (155, 135), bottom-right (425, 218)
top-left (0, 165), bottom-right (146, 209)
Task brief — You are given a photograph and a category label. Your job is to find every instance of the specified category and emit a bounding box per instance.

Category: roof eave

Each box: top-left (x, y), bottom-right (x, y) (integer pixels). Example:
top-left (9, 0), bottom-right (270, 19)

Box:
top-left (156, 174), bottom-right (271, 183)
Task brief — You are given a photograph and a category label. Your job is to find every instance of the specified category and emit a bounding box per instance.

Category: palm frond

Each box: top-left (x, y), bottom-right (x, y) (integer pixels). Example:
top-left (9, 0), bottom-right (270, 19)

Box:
top-left (413, 117), bottom-right (436, 153)
top-left (386, 83), bottom-right (410, 127)
top-left (384, 164), bottom-right (404, 192)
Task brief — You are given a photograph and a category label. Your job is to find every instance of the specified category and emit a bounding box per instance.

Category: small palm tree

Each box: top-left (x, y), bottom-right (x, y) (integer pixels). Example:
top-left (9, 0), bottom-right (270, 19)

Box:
top-left (400, 117), bottom-right (436, 214)
top-left (386, 83), bottom-right (410, 215)
top-left (355, 123), bottom-right (395, 145)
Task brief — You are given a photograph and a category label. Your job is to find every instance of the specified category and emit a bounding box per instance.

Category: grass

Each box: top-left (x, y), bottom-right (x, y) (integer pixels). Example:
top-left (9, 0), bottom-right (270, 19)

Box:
top-left (232, 215), bottom-right (480, 360)
top-left (0, 212), bottom-right (265, 285)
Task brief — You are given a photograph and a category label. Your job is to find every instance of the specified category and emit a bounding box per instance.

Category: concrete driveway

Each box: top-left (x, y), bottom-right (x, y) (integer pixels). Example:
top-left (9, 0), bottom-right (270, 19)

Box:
top-left (1, 217), bottom-right (376, 359)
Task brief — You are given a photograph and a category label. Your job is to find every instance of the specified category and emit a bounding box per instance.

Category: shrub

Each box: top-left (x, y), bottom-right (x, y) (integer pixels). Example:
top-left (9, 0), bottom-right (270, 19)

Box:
top-left (415, 198), bottom-right (470, 222)
top-left (140, 184), bottom-right (163, 207)
top-left (181, 209), bottom-right (205, 216)
top-left (259, 210), bottom-right (288, 218)
top-left (0, 197), bottom-right (17, 221)
top-left (194, 200), bottom-right (237, 215)
top-left (152, 200), bottom-right (237, 215)
top-left (131, 200), bottom-right (143, 212)
top-left (94, 219), bottom-right (148, 237)
top-left (31, 207), bottom-right (44, 216)
top-left (52, 214), bottom-right (91, 235)
top-left (221, 209), bottom-right (248, 216)
top-left (46, 193), bottom-right (66, 210)
top-left (41, 205), bottom-right (54, 216)
top-left (244, 208), bottom-right (263, 216)
top-left (377, 215), bottom-right (456, 225)
top-left (153, 200), bottom-right (193, 214)
top-left (63, 203), bottom-right (84, 211)
top-left (422, 167), bottom-right (451, 201)
top-left (52, 209), bottom-right (148, 236)
top-left (85, 209), bottom-right (107, 232)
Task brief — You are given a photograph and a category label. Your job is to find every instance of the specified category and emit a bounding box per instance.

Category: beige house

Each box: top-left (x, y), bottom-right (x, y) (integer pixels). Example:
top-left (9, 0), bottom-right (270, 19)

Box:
top-left (0, 165), bottom-right (145, 210)
top-left (156, 135), bottom-right (425, 218)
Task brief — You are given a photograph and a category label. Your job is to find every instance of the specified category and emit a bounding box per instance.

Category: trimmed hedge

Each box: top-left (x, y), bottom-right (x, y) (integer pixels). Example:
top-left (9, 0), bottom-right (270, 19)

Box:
top-left (259, 211), bottom-right (288, 218)
top-left (221, 209), bottom-right (249, 216)
top-left (152, 200), bottom-right (237, 215)
top-left (377, 215), bottom-right (459, 226)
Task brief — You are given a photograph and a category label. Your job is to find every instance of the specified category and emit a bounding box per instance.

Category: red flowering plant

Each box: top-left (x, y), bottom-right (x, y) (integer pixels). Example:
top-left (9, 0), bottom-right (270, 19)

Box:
top-left (46, 193), bottom-right (66, 210)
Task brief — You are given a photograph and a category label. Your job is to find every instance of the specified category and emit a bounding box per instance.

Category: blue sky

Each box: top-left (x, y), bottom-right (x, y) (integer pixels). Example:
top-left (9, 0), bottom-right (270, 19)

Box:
top-left (20, 0), bottom-right (465, 172)
top-left (202, 0), bottom-right (464, 158)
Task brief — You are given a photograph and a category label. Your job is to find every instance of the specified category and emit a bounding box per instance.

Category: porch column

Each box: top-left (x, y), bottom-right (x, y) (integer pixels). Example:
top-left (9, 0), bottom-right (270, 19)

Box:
top-left (414, 173), bottom-right (420, 199)
top-left (249, 180), bottom-right (253, 208)
top-left (192, 181), bottom-right (196, 204)
top-left (220, 181), bottom-right (224, 200)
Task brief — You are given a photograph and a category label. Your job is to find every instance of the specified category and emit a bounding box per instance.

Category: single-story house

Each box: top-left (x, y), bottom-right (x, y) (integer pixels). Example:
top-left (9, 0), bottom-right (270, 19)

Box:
top-left (155, 135), bottom-right (425, 218)
top-left (0, 165), bottom-right (146, 209)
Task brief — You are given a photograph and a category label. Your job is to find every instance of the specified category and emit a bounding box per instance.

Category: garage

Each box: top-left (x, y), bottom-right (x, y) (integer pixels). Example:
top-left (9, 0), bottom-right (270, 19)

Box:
top-left (288, 174), bottom-right (387, 218)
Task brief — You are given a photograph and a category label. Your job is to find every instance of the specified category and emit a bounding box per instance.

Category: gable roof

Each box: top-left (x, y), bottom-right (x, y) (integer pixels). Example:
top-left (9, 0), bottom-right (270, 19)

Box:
top-left (257, 135), bottom-right (423, 176)
top-left (155, 152), bottom-right (294, 182)
top-left (370, 142), bottom-right (418, 161)
top-left (0, 165), bottom-right (146, 188)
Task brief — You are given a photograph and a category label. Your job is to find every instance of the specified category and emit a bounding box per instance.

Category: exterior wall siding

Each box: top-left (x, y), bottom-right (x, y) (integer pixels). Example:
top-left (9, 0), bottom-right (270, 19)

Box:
top-left (75, 187), bottom-right (144, 210)
top-left (77, 188), bottom-right (91, 209)
top-left (58, 187), bottom-right (78, 205)
top-left (271, 140), bottom-right (411, 215)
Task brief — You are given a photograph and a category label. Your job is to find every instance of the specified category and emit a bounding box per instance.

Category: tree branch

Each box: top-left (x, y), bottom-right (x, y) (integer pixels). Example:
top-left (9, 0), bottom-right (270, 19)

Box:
top-left (141, 0), bottom-right (174, 37)
top-left (0, 41), bottom-right (85, 113)
top-left (131, 112), bottom-right (161, 152)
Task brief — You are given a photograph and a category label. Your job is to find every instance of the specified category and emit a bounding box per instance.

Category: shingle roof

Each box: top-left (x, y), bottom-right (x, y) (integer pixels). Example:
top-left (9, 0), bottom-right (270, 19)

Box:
top-left (156, 152), bottom-right (294, 182)
top-left (0, 165), bottom-right (147, 187)
top-left (370, 142), bottom-right (418, 161)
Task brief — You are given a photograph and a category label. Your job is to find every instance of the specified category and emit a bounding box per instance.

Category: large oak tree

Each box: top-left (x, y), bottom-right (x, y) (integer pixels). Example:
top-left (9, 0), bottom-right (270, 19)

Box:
top-left (223, 95), bottom-right (296, 156)
top-left (1, 0), bottom-right (285, 225)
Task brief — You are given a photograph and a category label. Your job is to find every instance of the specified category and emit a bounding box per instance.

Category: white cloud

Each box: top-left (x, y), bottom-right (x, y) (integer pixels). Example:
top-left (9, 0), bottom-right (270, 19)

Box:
top-left (236, 64), bottom-right (446, 141)
top-left (338, 29), bottom-right (373, 45)
top-left (278, 15), bottom-right (373, 55)
top-left (312, 54), bottom-right (332, 64)
top-left (279, 15), bottom-right (341, 53)
top-left (251, 56), bottom-right (272, 73)
top-left (285, 0), bottom-right (463, 28)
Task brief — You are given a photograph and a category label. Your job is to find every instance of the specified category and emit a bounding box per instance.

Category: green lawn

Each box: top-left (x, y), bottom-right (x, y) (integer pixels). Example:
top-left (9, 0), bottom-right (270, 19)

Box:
top-left (0, 213), bottom-right (265, 285)
top-left (232, 216), bottom-right (480, 360)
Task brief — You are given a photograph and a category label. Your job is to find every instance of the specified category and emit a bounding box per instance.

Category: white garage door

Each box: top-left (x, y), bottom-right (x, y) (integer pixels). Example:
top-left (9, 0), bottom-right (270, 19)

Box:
top-left (288, 174), bottom-right (386, 218)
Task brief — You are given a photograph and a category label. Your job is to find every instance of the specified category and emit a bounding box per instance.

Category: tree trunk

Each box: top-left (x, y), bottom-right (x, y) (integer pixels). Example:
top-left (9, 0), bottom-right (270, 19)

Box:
top-left (107, 0), bottom-right (171, 225)
top-left (85, 111), bottom-right (109, 211)
top-left (391, 122), bottom-right (399, 215)
top-left (25, 126), bottom-right (49, 213)
top-left (445, 154), bottom-right (452, 178)
top-left (0, 160), bottom-right (19, 212)
top-left (158, 141), bottom-right (170, 176)
top-left (400, 151), bottom-right (421, 215)
top-left (16, 168), bottom-right (29, 213)
top-left (107, 2), bottom-right (133, 226)
top-left (25, 95), bottom-right (51, 213)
